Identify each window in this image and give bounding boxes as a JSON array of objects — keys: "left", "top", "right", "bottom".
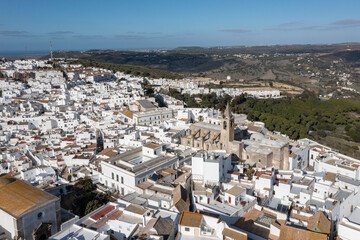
[
  {"left": 112, "top": 172, "right": 114, "bottom": 180},
  {"left": 259, "top": 159, "right": 261, "bottom": 163},
  {"left": 311, "top": 154, "right": 314, "bottom": 160},
  {"left": 185, "top": 227, "right": 190, "bottom": 232},
  {"left": 116, "top": 174, "right": 119, "bottom": 182},
  {"left": 37, "top": 212, "right": 43, "bottom": 219},
  {"left": 121, "top": 176, "right": 124, "bottom": 184}
]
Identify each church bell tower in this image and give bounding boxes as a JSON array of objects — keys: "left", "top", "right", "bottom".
[{"left": 221, "top": 102, "right": 235, "bottom": 144}]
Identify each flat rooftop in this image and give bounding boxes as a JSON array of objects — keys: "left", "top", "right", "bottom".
[
  {"left": 323, "top": 155, "right": 360, "bottom": 171},
  {"left": 104, "top": 147, "right": 177, "bottom": 174},
  {"left": 205, "top": 201, "right": 242, "bottom": 215},
  {"left": 193, "top": 122, "right": 221, "bottom": 131},
  {"left": 49, "top": 224, "right": 108, "bottom": 240}
]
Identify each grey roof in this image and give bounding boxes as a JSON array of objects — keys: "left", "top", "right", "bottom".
[
  {"left": 137, "top": 99, "right": 156, "bottom": 109},
  {"left": 338, "top": 175, "right": 360, "bottom": 186},
  {"left": 255, "top": 213, "right": 277, "bottom": 228},
  {"left": 324, "top": 199, "right": 337, "bottom": 210},
  {"left": 193, "top": 122, "right": 221, "bottom": 131},
  {"left": 333, "top": 189, "right": 351, "bottom": 201},
  {"left": 309, "top": 199, "right": 325, "bottom": 209},
  {"left": 121, "top": 192, "right": 140, "bottom": 202},
  {"left": 290, "top": 186, "right": 303, "bottom": 195},
  {"left": 153, "top": 217, "right": 175, "bottom": 235},
  {"left": 244, "top": 144, "right": 271, "bottom": 155}
]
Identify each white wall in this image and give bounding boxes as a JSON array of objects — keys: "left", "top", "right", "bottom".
[{"left": 0, "top": 210, "right": 15, "bottom": 239}]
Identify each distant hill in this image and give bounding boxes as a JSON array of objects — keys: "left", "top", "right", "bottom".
[
  {"left": 325, "top": 50, "right": 360, "bottom": 62},
  {"left": 42, "top": 43, "right": 360, "bottom": 84},
  {"left": 68, "top": 59, "right": 184, "bottom": 79}
]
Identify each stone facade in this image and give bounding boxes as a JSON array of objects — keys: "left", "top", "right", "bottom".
[
  {"left": 181, "top": 103, "right": 243, "bottom": 159},
  {"left": 181, "top": 103, "right": 289, "bottom": 170}
]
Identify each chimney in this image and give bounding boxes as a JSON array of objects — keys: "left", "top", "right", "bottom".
[{"left": 142, "top": 214, "right": 146, "bottom": 226}]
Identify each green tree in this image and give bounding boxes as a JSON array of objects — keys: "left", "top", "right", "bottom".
[
  {"left": 85, "top": 200, "right": 101, "bottom": 215},
  {"left": 83, "top": 179, "right": 94, "bottom": 191}
]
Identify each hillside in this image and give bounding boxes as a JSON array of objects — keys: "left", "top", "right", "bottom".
[{"left": 44, "top": 43, "right": 360, "bottom": 96}]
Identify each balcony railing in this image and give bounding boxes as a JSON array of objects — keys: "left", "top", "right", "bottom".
[{"left": 201, "top": 226, "right": 213, "bottom": 236}]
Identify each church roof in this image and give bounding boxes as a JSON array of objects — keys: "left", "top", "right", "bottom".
[
  {"left": 0, "top": 175, "right": 58, "bottom": 218},
  {"left": 193, "top": 122, "right": 221, "bottom": 131}
]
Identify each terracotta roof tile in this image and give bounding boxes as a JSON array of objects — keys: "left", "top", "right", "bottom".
[{"left": 179, "top": 211, "right": 203, "bottom": 227}]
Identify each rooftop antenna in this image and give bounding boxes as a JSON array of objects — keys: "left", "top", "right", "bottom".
[{"left": 50, "top": 40, "right": 53, "bottom": 61}]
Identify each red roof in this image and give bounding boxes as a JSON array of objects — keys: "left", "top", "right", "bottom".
[
  {"left": 64, "top": 138, "right": 75, "bottom": 141},
  {"left": 91, "top": 205, "right": 115, "bottom": 221},
  {"left": 98, "top": 148, "right": 118, "bottom": 158},
  {"left": 87, "top": 143, "right": 97, "bottom": 149},
  {"left": 108, "top": 210, "right": 123, "bottom": 220},
  {"left": 228, "top": 171, "right": 240, "bottom": 175},
  {"left": 278, "top": 178, "right": 289, "bottom": 182}
]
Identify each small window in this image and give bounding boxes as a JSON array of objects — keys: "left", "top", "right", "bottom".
[
  {"left": 185, "top": 227, "right": 190, "bottom": 232},
  {"left": 112, "top": 172, "right": 114, "bottom": 179},
  {"left": 37, "top": 212, "right": 43, "bottom": 219},
  {"left": 121, "top": 176, "right": 124, "bottom": 184}
]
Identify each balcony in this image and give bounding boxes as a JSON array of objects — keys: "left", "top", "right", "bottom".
[{"left": 201, "top": 226, "right": 213, "bottom": 236}]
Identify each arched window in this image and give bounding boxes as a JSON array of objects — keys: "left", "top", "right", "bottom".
[{"left": 223, "top": 121, "right": 227, "bottom": 130}]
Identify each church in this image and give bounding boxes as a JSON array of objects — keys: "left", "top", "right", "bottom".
[
  {"left": 181, "top": 103, "right": 290, "bottom": 170},
  {"left": 181, "top": 103, "right": 244, "bottom": 159}
]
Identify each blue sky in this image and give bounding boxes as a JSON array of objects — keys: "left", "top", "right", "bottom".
[{"left": 0, "top": 0, "right": 360, "bottom": 52}]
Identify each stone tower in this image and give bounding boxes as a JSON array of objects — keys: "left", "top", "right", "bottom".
[{"left": 221, "top": 102, "right": 235, "bottom": 146}]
